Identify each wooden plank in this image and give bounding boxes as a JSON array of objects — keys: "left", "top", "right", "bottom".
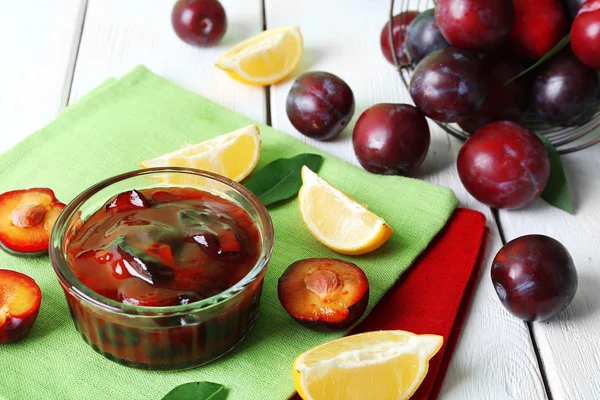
[
  {"left": 0, "top": 0, "right": 86, "bottom": 154},
  {"left": 69, "top": 0, "right": 265, "bottom": 124},
  {"left": 498, "top": 147, "right": 600, "bottom": 399},
  {"left": 265, "top": 0, "right": 548, "bottom": 398}
]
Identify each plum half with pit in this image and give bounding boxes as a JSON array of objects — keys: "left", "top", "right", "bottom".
[
  {"left": 278, "top": 258, "right": 369, "bottom": 331},
  {"left": 492, "top": 235, "right": 577, "bottom": 321},
  {"left": 405, "top": 9, "right": 450, "bottom": 64},
  {"left": 172, "top": 0, "right": 227, "bottom": 47},
  {"left": 458, "top": 55, "right": 528, "bottom": 133},
  {"left": 0, "top": 188, "right": 66, "bottom": 255},
  {"left": 0, "top": 270, "right": 42, "bottom": 343},
  {"left": 286, "top": 72, "right": 355, "bottom": 141},
  {"left": 436, "top": 0, "right": 514, "bottom": 51},
  {"left": 571, "top": 0, "right": 600, "bottom": 70},
  {"left": 410, "top": 48, "right": 487, "bottom": 123},
  {"left": 530, "top": 50, "right": 600, "bottom": 127},
  {"left": 352, "top": 103, "right": 430, "bottom": 176},
  {"left": 508, "top": 0, "right": 568, "bottom": 60},
  {"left": 457, "top": 121, "right": 550, "bottom": 209},
  {"left": 380, "top": 11, "right": 419, "bottom": 65}
]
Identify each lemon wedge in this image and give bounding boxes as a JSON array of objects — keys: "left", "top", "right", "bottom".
[
  {"left": 293, "top": 330, "right": 443, "bottom": 400},
  {"left": 216, "top": 26, "right": 303, "bottom": 86},
  {"left": 140, "top": 124, "right": 261, "bottom": 182},
  {"left": 298, "top": 167, "right": 393, "bottom": 255}
]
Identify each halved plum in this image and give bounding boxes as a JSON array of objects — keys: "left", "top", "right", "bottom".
[
  {"left": 105, "top": 190, "right": 152, "bottom": 213},
  {"left": 0, "top": 188, "right": 66, "bottom": 255},
  {"left": 0, "top": 269, "right": 42, "bottom": 343},
  {"left": 278, "top": 258, "right": 369, "bottom": 331}
]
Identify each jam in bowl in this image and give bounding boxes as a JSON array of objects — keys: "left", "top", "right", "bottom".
[{"left": 50, "top": 168, "right": 274, "bottom": 370}]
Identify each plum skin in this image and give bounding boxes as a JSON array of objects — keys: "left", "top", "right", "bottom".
[
  {"left": 571, "top": 0, "right": 600, "bottom": 70},
  {"left": 286, "top": 72, "right": 355, "bottom": 141},
  {"left": 458, "top": 55, "right": 527, "bottom": 133},
  {"left": 0, "top": 270, "right": 42, "bottom": 344},
  {"left": 530, "top": 50, "right": 600, "bottom": 127},
  {"left": 508, "top": 0, "right": 568, "bottom": 60},
  {"left": 492, "top": 235, "right": 577, "bottom": 321},
  {"left": 0, "top": 310, "right": 41, "bottom": 344},
  {"left": 566, "top": 0, "right": 587, "bottom": 18},
  {"left": 457, "top": 121, "right": 550, "bottom": 209},
  {"left": 405, "top": 9, "right": 450, "bottom": 64},
  {"left": 172, "top": 0, "right": 227, "bottom": 47},
  {"left": 410, "top": 47, "right": 487, "bottom": 123},
  {"left": 436, "top": 0, "right": 514, "bottom": 51},
  {"left": 380, "top": 11, "right": 419, "bottom": 65},
  {"left": 353, "top": 104, "right": 430, "bottom": 176}
]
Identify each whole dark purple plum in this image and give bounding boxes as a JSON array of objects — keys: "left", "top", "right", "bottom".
[
  {"left": 492, "top": 235, "right": 577, "bottom": 321},
  {"left": 380, "top": 11, "right": 419, "bottom": 65},
  {"left": 565, "top": 0, "right": 586, "bottom": 18},
  {"left": 530, "top": 50, "right": 599, "bottom": 127},
  {"left": 405, "top": 9, "right": 450, "bottom": 64},
  {"left": 436, "top": 0, "right": 514, "bottom": 51},
  {"left": 459, "top": 54, "right": 528, "bottom": 133},
  {"left": 352, "top": 103, "right": 430, "bottom": 176},
  {"left": 410, "top": 48, "right": 487, "bottom": 122},
  {"left": 172, "top": 0, "right": 227, "bottom": 47},
  {"left": 457, "top": 121, "right": 550, "bottom": 209},
  {"left": 286, "top": 72, "right": 355, "bottom": 141}
]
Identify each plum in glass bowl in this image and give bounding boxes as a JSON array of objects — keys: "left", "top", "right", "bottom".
[{"left": 390, "top": 0, "right": 600, "bottom": 154}]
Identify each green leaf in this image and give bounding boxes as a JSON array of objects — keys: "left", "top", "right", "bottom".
[
  {"left": 161, "top": 382, "right": 227, "bottom": 400},
  {"left": 537, "top": 135, "right": 574, "bottom": 214},
  {"left": 178, "top": 209, "right": 214, "bottom": 233},
  {"left": 244, "top": 153, "right": 324, "bottom": 206},
  {"left": 505, "top": 34, "right": 571, "bottom": 86}
]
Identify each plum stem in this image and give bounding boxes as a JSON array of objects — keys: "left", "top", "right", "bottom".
[
  {"left": 11, "top": 204, "right": 46, "bottom": 228},
  {"left": 305, "top": 270, "right": 340, "bottom": 301}
]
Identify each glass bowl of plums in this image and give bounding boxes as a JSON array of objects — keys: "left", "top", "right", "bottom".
[
  {"left": 49, "top": 167, "right": 274, "bottom": 370},
  {"left": 383, "top": 0, "right": 600, "bottom": 156}
]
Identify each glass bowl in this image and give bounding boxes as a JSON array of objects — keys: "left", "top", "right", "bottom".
[{"left": 49, "top": 167, "right": 274, "bottom": 370}]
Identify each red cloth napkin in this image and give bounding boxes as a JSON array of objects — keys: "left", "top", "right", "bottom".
[{"left": 292, "top": 208, "right": 488, "bottom": 400}]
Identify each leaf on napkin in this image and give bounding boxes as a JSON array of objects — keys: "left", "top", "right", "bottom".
[
  {"left": 537, "top": 135, "right": 574, "bottom": 214},
  {"left": 161, "top": 382, "right": 228, "bottom": 400},
  {"left": 505, "top": 34, "right": 571, "bottom": 86},
  {"left": 245, "top": 153, "right": 324, "bottom": 206}
]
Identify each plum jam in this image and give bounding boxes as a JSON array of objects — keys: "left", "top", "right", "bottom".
[
  {"left": 67, "top": 188, "right": 260, "bottom": 306},
  {"left": 54, "top": 177, "right": 273, "bottom": 370}
]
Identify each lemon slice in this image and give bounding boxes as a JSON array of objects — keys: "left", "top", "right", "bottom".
[
  {"left": 293, "top": 330, "right": 443, "bottom": 400},
  {"left": 298, "top": 167, "right": 393, "bottom": 255},
  {"left": 216, "top": 26, "right": 303, "bottom": 86},
  {"left": 140, "top": 124, "right": 261, "bottom": 182}
]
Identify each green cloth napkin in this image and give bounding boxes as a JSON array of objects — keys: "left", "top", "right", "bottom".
[{"left": 0, "top": 66, "right": 457, "bottom": 400}]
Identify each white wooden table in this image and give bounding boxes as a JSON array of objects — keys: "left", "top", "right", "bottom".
[{"left": 1, "top": 1, "right": 599, "bottom": 399}]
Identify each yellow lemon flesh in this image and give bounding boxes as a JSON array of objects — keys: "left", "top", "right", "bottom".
[
  {"left": 293, "top": 330, "right": 444, "bottom": 400},
  {"left": 298, "top": 166, "right": 393, "bottom": 255},
  {"left": 216, "top": 26, "right": 303, "bottom": 86},
  {"left": 140, "top": 124, "right": 261, "bottom": 182}
]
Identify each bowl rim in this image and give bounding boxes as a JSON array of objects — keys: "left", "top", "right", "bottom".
[{"left": 49, "top": 167, "right": 274, "bottom": 317}]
